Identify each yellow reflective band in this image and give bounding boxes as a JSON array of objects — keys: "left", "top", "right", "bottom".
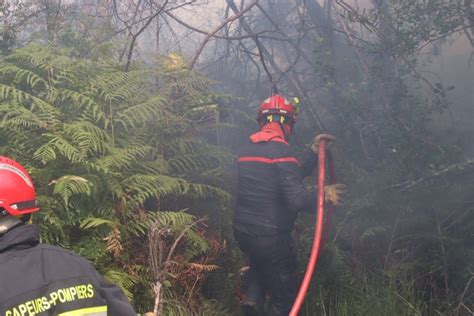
[{"left": 58, "top": 306, "right": 107, "bottom": 316}]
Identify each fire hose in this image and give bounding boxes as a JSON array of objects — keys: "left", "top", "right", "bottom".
[{"left": 289, "top": 139, "right": 337, "bottom": 316}]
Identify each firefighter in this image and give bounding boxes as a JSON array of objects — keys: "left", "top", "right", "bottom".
[
  {"left": 234, "top": 95, "right": 346, "bottom": 315},
  {"left": 0, "top": 156, "right": 136, "bottom": 316}
]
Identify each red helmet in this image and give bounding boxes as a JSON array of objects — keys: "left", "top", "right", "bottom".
[
  {"left": 0, "top": 156, "right": 39, "bottom": 217},
  {"left": 257, "top": 95, "right": 298, "bottom": 123}
]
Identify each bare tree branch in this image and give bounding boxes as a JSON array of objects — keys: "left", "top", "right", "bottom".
[
  {"left": 165, "top": 10, "right": 274, "bottom": 41},
  {"left": 124, "top": 0, "right": 169, "bottom": 71},
  {"left": 189, "top": 0, "right": 258, "bottom": 69},
  {"left": 388, "top": 159, "right": 474, "bottom": 191},
  {"left": 332, "top": 2, "right": 370, "bottom": 76},
  {"left": 226, "top": 0, "right": 327, "bottom": 130}
]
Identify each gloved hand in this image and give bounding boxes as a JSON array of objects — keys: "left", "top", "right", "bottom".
[
  {"left": 324, "top": 184, "right": 347, "bottom": 206},
  {"left": 311, "top": 134, "right": 336, "bottom": 154}
]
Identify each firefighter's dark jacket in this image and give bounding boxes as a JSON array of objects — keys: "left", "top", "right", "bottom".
[
  {"left": 234, "top": 122, "right": 318, "bottom": 236},
  {"left": 0, "top": 224, "right": 136, "bottom": 316}
]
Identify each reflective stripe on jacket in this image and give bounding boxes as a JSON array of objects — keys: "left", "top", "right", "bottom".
[
  {"left": 234, "top": 123, "right": 318, "bottom": 236},
  {"left": 0, "top": 225, "right": 136, "bottom": 316}
]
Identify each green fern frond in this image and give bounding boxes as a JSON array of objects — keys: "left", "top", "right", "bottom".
[
  {"left": 34, "top": 134, "right": 86, "bottom": 163},
  {"left": 168, "top": 153, "right": 220, "bottom": 175},
  {"left": 64, "top": 122, "right": 110, "bottom": 155},
  {"left": 0, "top": 64, "right": 48, "bottom": 89},
  {"left": 182, "top": 183, "right": 231, "bottom": 201},
  {"left": 0, "top": 103, "right": 44, "bottom": 129},
  {"left": 51, "top": 87, "right": 102, "bottom": 119},
  {"left": 90, "top": 70, "right": 142, "bottom": 102},
  {"left": 116, "top": 174, "right": 184, "bottom": 204},
  {"left": 80, "top": 217, "right": 117, "bottom": 230},
  {"left": 4, "top": 45, "right": 54, "bottom": 69},
  {"left": 150, "top": 210, "right": 196, "bottom": 229},
  {"left": 52, "top": 175, "right": 93, "bottom": 206},
  {"left": 96, "top": 145, "right": 152, "bottom": 170},
  {"left": 164, "top": 138, "right": 196, "bottom": 156},
  {"left": 115, "top": 95, "right": 167, "bottom": 129},
  {"left": 184, "top": 229, "right": 209, "bottom": 257},
  {"left": 104, "top": 269, "right": 138, "bottom": 301}
]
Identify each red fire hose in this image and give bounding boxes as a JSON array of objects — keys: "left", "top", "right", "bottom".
[{"left": 289, "top": 140, "right": 337, "bottom": 316}]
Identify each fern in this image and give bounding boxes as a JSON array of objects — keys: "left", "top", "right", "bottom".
[
  {"left": 52, "top": 175, "right": 92, "bottom": 206},
  {"left": 0, "top": 45, "right": 230, "bottom": 313},
  {"left": 80, "top": 217, "right": 116, "bottom": 230},
  {"left": 104, "top": 269, "right": 139, "bottom": 302},
  {"left": 34, "top": 134, "right": 86, "bottom": 163},
  {"left": 116, "top": 95, "right": 168, "bottom": 129}
]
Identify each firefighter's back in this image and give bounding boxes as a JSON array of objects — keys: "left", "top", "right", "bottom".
[
  {"left": 235, "top": 139, "right": 298, "bottom": 235},
  {"left": 0, "top": 225, "right": 135, "bottom": 316}
]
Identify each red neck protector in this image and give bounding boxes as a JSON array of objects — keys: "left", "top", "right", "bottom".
[{"left": 250, "top": 122, "right": 289, "bottom": 144}]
